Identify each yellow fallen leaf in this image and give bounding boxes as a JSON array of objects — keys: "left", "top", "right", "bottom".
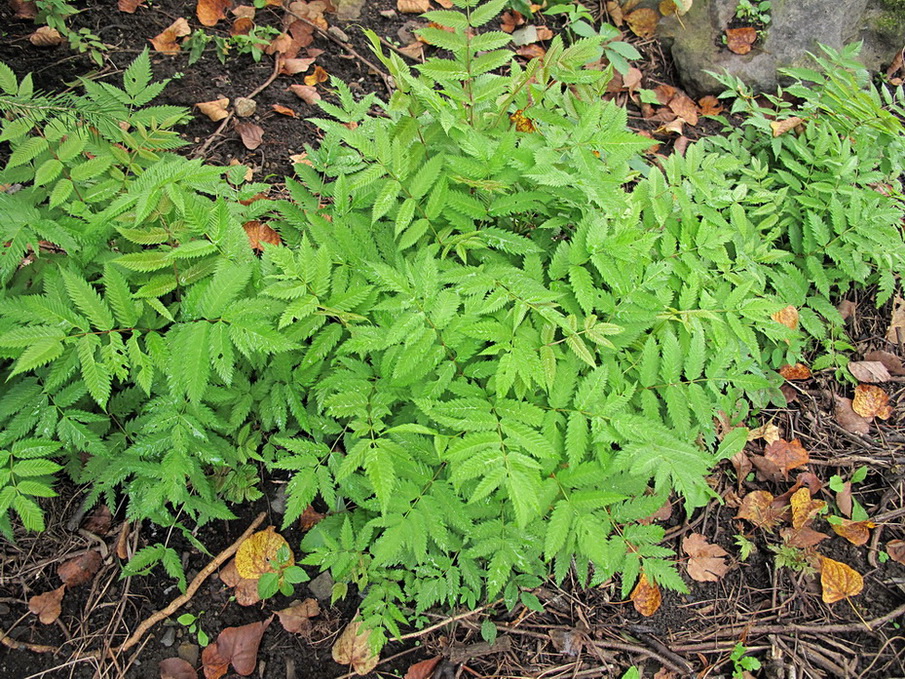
[
  {"left": 235, "top": 526, "right": 292, "bottom": 579},
  {"left": 820, "top": 557, "right": 863, "bottom": 604},
  {"left": 630, "top": 572, "right": 661, "bottom": 616},
  {"left": 771, "top": 305, "right": 799, "bottom": 330},
  {"left": 332, "top": 619, "right": 380, "bottom": 675},
  {"left": 770, "top": 116, "right": 804, "bottom": 137},
  {"left": 790, "top": 487, "right": 825, "bottom": 530},
  {"left": 852, "top": 384, "right": 893, "bottom": 420},
  {"left": 196, "top": 98, "right": 230, "bottom": 122}
]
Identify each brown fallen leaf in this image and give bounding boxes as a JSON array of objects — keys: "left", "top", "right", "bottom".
[
  {"left": 837, "top": 299, "right": 856, "bottom": 321},
  {"left": 29, "top": 26, "right": 64, "bottom": 46},
  {"left": 11, "top": 0, "right": 38, "bottom": 19},
  {"left": 58, "top": 550, "right": 102, "bottom": 587},
  {"left": 272, "top": 104, "right": 297, "bottom": 117},
  {"left": 197, "top": 0, "right": 231, "bottom": 26},
  {"left": 864, "top": 349, "right": 905, "bottom": 376},
  {"left": 405, "top": 656, "right": 442, "bottom": 679},
  {"left": 196, "top": 98, "right": 230, "bottom": 122},
  {"left": 219, "top": 558, "right": 262, "bottom": 606},
  {"left": 28, "top": 585, "right": 66, "bottom": 624},
  {"left": 516, "top": 44, "right": 545, "bottom": 59},
  {"left": 606, "top": 1, "right": 623, "bottom": 26},
  {"left": 266, "top": 32, "right": 295, "bottom": 54},
  {"left": 202, "top": 618, "right": 272, "bottom": 678},
  {"left": 886, "top": 296, "right": 905, "bottom": 344},
  {"left": 725, "top": 27, "right": 757, "bottom": 55},
  {"left": 698, "top": 95, "right": 723, "bottom": 116},
  {"left": 747, "top": 422, "right": 781, "bottom": 444},
  {"left": 535, "top": 26, "right": 554, "bottom": 41},
  {"left": 232, "top": 4, "right": 256, "bottom": 18},
  {"left": 243, "top": 221, "right": 281, "bottom": 251},
  {"left": 82, "top": 505, "right": 113, "bottom": 535},
  {"left": 280, "top": 56, "right": 316, "bottom": 75},
  {"left": 790, "top": 487, "right": 826, "bottom": 530},
  {"left": 655, "top": 118, "right": 684, "bottom": 136},
  {"left": 234, "top": 122, "right": 264, "bottom": 151},
  {"left": 835, "top": 480, "right": 853, "bottom": 517},
  {"left": 288, "top": 84, "right": 322, "bottom": 104},
  {"left": 236, "top": 526, "right": 292, "bottom": 578},
  {"left": 770, "top": 116, "right": 804, "bottom": 137},
  {"left": 500, "top": 10, "right": 524, "bottom": 33},
  {"left": 333, "top": 619, "right": 380, "bottom": 675},
  {"left": 771, "top": 305, "right": 799, "bottom": 330},
  {"left": 780, "top": 526, "right": 829, "bottom": 549},
  {"left": 299, "top": 504, "right": 325, "bottom": 530},
  {"left": 668, "top": 92, "right": 698, "bottom": 127},
  {"left": 831, "top": 519, "right": 874, "bottom": 547},
  {"left": 398, "top": 0, "right": 429, "bottom": 12},
  {"left": 736, "top": 490, "right": 784, "bottom": 530},
  {"left": 764, "top": 438, "right": 809, "bottom": 477},
  {"left": 887, "top": 539, "right": 905, "bottom": 565},
  {"left": 276, "top": 598, "right": 320, "bottom": 634},
  {"left": 779, "top": 363, "right": 811, "bottom": 380},
  {"left": 730, "top": 449, "right": 752, "bottom": 483},
  {"left": 160, "top": 657, "right": 198, "bottom": 679},
  {"left": 833, "top": 394, "right": 871, "bottom": 435},
  {"left": 682, "top": 533, "right": 729, "bottom": 582},
  {"left": 231, "top": 16, "right": 254, "bottom": 35},
  {"left": 630, "top": 572, "right": 661, "bottom": 616},
  {"left": 150, "top": 18, "right": 191, "bottom": 54},
  {"left": 304, "top": 65, "right": 329, "bottom": 86},
  {"left": 820, "top": 557, "right": 863, "bottom": 604},
  {"left": 625, "top": 8, "right": 658, "bottom": 39},
  {"left": 118, "top": 0, "right": 145, "bottom": 12},
  {"left": 848, "top": 361, "right": 891, "bottom": 383},
  {"left": 852, "top": 384, "right": 893, "bottom": 420}
]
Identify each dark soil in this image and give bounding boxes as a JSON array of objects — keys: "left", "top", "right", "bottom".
[{"left": 1, "top": 2, "right": 904, "bottom": 678}]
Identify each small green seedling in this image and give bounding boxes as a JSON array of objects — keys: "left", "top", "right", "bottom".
[
  {"left": 177, "top": 612, "right": 210, "bottom": 646},
  {"left": 730, "top": 643, "right": 762, "bottom": 678}
]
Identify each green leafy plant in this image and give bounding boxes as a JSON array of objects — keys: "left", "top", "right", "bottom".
[
  {"left": 734, "top": 534, "right": 755, "bottom": 561},
  {"left": 541, "top": 2, "right": 640, "bottom": 75},
  {"left": 34, "top": 0, "right": 107, "bottom": 67},
  {"left": 184, "top": 25, "right": 281, "bottom": 66},
  {"left": 1, "top": 2, "right": 904, "bottom": 655},
  {"left": 729, "top": 643, "right": 762, "bottom": 678},
  {"left": 828, "top": 465, "right": 869, "bottom": 522},
  {"left": 177, "top": 612, "right": 210, "bottom": 646},
  {"left": 257, "top": 544, "right": 310, "bottom": 599}
]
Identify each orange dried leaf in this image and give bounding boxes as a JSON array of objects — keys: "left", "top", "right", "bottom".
[
  {"left": 266, "top": 32, "right": 295, "bottom": 54},
  {"left": 276, "top": 598, "right": 320, "bottom": 634},
  {"left": 780, "top": 526, "right": 829, "bottom": 549},
  {"left": 852, "top": 384, "right": 893, "bottom": 420},
  {"left": 151, "top": 18, "right": 191, "bottom": 54},
  {"left": 197, "top": 0, "right": 231, "bottom": 26},
  {"left": 500, "top": 10, "right": 524, "bottom": 33},
  {"left": 630, "top": 572, "right": 661, "bottom": 616},
  {"left": 535, "top": 26, "right": 554, "bottom": 41},
  {"left": 300, "top": 504, "right": 325, "bottom": 530},
  {"left": 405, "top": 656, "right": 442, "bottom": 679},
  {"left": 725, "top": 26, "right": 756, "bottom": 54},
  {"left": 82, "top": 505, "right": 112, "bottom": 535},
  {"left": 196, "top": 98, "right": 230, "bottom": 122},
  {"left": 779, "top": 363, "right": 811, "bottom": 380},
  {"left": 510, "top": 109, "right": 536, "bottom": 133},
  {"left": 772, "top": 305, "right": 799, "bottom": 330},
  {"left": 333, "top": 619, "right": 380, "bottom": 675},
  {"left": 820, "top": 557, "right": 863, "bottom": 604},
  {"left": 58, "top": 550, "right": 102, "bottom": 587},
  {"left": 272, "top": 104, "right": 297, "bottom": 117},
  {"left": 625, "top": 8, "right": 658, "bottom": 38},
  {"left": 848, "top": 361, "right": 891, "bottom": 384},
  {"left": 11, "top": 0, "right": 38, "bottom": 19},
  {"left": 231, "top": 16, "right": 254, "bottom": 35},
  {"left": 770, "top": 116, "right": 804, "bottom": 137},
  {"left": 831, "top": 519, "right": 874, "bottom": 547},
  {"left": 764, "top": 438, "right": 809, "bottom": 476},
  {"left": 235, "top": 526, "right": 292, "bottom": 579},
  {"left": 243, "top": 221, "right": 281, "bottom": 251},
  {"left": 304, "top": 65, "right": 329, "bottom": 86},
  {"left": 682, "top": 533, "right": 729, "bottom": 582},
  {"left": 118, "top": 0, "right": 145, "bottom": 12},
  {"left": 698, "top": 95, "right": 723, "bottom": 115},
  {"left": 28, "top": 585, "right": 66, "bottom": 624},
  {"left": 397, "top": 0, "right": 429, "bottom": 12},
  {"left": 736, "top": 490, "right": 783, "bottom": 530},
  {"left": 667, "top": 92, "right": 698, "bottom": 126},
  {"left": 516, "top": 44, "right": 546, "bottom": 59},
  {"left": 887, "top": 539, "right": 905, "bottom": 565},
  {"left": 790, "top": 487, "right": 825, "bottom": 529}
]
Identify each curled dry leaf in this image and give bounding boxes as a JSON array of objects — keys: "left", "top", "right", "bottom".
[
  {"left": 667, "top": 92, "right": 698, "bottom": 127},
  {"left": 886, "top": 296, "right": 905, "bottom": 343},
  {"left": 405, "top": 656, "right": 442, "bottom": 679},
  {"left": 272, "top": 104, "right": 297, "bottom": 117},
  {"left": 276, "top": 598, "right": 320, "bottom": 634},
  {"left": 266, "top": 32, "right": 295, "bottom": 54},
  {"left": 280, "top": 56, "right": 316, "bottom": 74},
  {"left": 118, "top": 0, "right": 145, "bottom": 12},
  {"left": 332, "top": 619, "right": 380, "bottom": 675},
  {"left": 499, "top": 10, "right": 524, "bottom": 33},
  {"left": 730, "top": 449, "right": 752, "bottom": 482},
  {"left": 725, "top": 27, "right": 756, "bottom": 55},
  {"left": 535, "top": 26, "right": 554, "bottom": 41},
  {"left": 11, "top": 0, "right": 38, "bottom": 19},
  {"left": 231, "top": 16, "right": 254, "bottom": 36},
  {"left": 151, "top": 18, "right": 191, "bottom": 54},
  {"left": 58, "top": 550, "right": 103, "bottom": 587},
  {"left": 764, "top": 438, "right": 809, "bottom": 477},
  {"left": 736, "top": 490, "right": 784, "bottom": 530},
  {"left": 398, "top": 0, "right": 429, "bottom": 13},
  {"left": 833, "top": 394, "right": 871, "bottom": 435},
  {"left": 887, "top": 539, "right": 905, "bottom": 565},
  {"left": 835, "top": 480, "right": 853, "bottom": 517},
  {"left": 196, "top": 98, "right": 230, "bottom": 122},
  {"left": 29, "top": 26, "right": 64, "bottom": 46},
  {"left": 197, "top": 0, "right": 231, "bottom": 26},
  {"left": 629, "top": 572, "right": 661, "bottom": 616},
  {"left": 244, "top": 221, "right": 281, "bottom": 251},
  {"left": 771, "top": 305, "right": 799, "bottom": 330},
  {"left": 747, "top": 422, "right": 781, "bottom": 444},
  {"left": 852, "top": 384, "right": 893, "bottom": 420},
  {"left": 202, "top": 617, "right": 273, "bottom": 678},
  {"left": 770, "top": 116, "right": 804, "bottom": 137},
  {"left": 516, "top": 44, "right": 545, "bottom": 59},
  {"left": 864, "top": 349, "right": 905, "bottom": 376},
  {"left": 848, "top": 361, "right": 891, "bottom": 383},
  {"left": 235, "top": 526, "right": 292, "bottom": 578},
  {"left": 398, "top": 41, "right": 425, "bottom": 59},
  {"left": 831, "top": 519, "right": 874, "bottom": 546},
  {"left": 780, "top": 526, "right": 829, "bottom": 549},
  {"left": 288, "top": 84, "right": 322, "bottom": 104},
  {"left": 820, "top": 557, "right": 863, "bottom": 604},
  {"left": 300, "top": 504, "right": 326, "bottom": 530},
  {"left": 606, "top": 1, "right": 623, "bottom": 26},
  {"left": 790, "top": 487, "right": 825, "bottom": 530},
  {"left": 778, "top": 363, "right": 811, "bottom": 380},
  {"left": 304, "top": 65, "right": 329, "bottom": 86},
  {"left": 234, "top": 121, "right": 264, "bottom": 151},
  {"left": 28, "top": 585, "right": 66, "bottom": 624},
  {"left": 625, "top": 8, "right": 658, "bottom": 39},
  {"left": 160, "top": 657, "right": 198, "bottom": 679},
  {"left": 698, "top": 95, "right": 723, "bottom": 116},
  {"left": 682, "top": 533, "right": 729, "bottom": 582}
]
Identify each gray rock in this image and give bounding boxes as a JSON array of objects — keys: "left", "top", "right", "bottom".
[
  {"left": 307, "top": 571, "right": 334, "bottom": 601},
  {"left": 659, "top": 0, "right": 905, "bottom": 95},
  {"left": 177, "top": 642, "right": 200, "bottom": 667},
  {"left": 160, "top": 626, "right": 177, "bottom": 647}
]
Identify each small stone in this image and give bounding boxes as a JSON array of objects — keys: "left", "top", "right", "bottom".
[
  {"left": 269, "top": 484, "right": 287, "bottom": 515},
  {"left": 327, "top": 26, "right": 349, "bottom": 43},
  {"left": 160, "top": 626, "right": 177, "bottom": 647},
  {"left": 178, "top": 642, "right": 200, "bottom": 667},
  {"left": 234, "top": 97, "right": 257, "bottom": 117},
  {"left": 308, "top": 571, "right": 334, "bottom": 601},
  {"left": 0, "top": 603, "right": 10, "bottom": 616},
  {"left": 378, "top": 9, "right": 396, "bottom": 18}
]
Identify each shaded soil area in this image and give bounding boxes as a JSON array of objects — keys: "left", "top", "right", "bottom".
[{"left": 1, "top": 1, "right": 904, "bottom": 678}]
